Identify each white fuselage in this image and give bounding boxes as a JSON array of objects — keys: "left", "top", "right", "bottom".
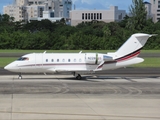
[{"left": 4, "top": 52, "right": 143, "bottom": 74}]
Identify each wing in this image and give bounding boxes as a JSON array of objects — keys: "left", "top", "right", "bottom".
[{"left": 47, "top": 68, "right": 89, "bottom": 73}]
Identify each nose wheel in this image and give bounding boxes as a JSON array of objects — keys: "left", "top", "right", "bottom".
[{"left": 18, "top": 73, "right": 22, "bottom": 79}]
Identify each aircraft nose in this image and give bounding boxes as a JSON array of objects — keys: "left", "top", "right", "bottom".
[
  {"left": 4, "top": 62, "right": 19, "bottom": 72},
  {"left": 4, "top": 64, "right": 15, "bottom": 71},
  {"left": 4, "top": 65, "right": 10, "bottom": 70}
]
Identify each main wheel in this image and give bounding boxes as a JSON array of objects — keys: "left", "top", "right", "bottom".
[{"left": 76, "top": 74, "right": 82, "bottom": 80}]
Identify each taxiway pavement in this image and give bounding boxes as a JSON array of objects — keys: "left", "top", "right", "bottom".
[{"left": 0, "top": 75, "right": 160, "bottom": 120}]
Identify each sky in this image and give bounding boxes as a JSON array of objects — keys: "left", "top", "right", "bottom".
[{"left": 0, "top": 0, "right": 150, "bottom": 14}]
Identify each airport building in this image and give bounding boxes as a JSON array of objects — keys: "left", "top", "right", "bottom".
[{"left": 70, "top": 6, "right": 126, "bottom": 26}]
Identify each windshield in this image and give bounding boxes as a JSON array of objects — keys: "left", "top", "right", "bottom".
[{"left": 17, "top": 57, "right": 29, "bottom": 61}]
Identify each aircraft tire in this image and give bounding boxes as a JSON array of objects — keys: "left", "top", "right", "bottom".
[
  {"left": 76, "top": 74, "right": 82, "bottom": 80},
  {"left": 18, "top": 76, "right": 22, "bottom": 79}
]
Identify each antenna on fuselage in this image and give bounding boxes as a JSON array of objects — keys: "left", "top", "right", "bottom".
[
  {"left": 43, "top": 51, "right": 46, "bottom": 53},
  {"left": 79, "top": 51, "right": 82, "bottom": 54}
]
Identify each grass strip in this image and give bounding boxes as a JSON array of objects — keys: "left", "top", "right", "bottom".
[
  {"left": 0, "top": 57, "right": 18, "bottom": 68},
  {"left": 131, "top": 58, "right": 160, "bottom": 67},
  {"left": 0, "top": 49, "right": 160, "bottom": 53}
]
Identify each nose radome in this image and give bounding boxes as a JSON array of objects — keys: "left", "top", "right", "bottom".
[
  {"left": 4, "top": 63, "right": 19, "bottom": 72},
  {"left": 4, "top": 65, "right": 9, "bottom": 70}
]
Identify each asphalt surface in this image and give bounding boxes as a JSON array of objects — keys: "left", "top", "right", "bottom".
[
  {"left": 1, "top": 67, "right": 160, "bottom": 77},
  {"left": 0, "top": 75, "right": 160, "bottom": 120},
  {"left": 0, "top": 75, "right": 160, "bottom": 95}
]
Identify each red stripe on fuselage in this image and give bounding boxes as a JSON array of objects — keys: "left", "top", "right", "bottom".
[{"left": 116, "top": 50, "right": 140, "bottom": 62}]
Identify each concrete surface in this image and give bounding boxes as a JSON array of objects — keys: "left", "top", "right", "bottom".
[{"left": 0, "top": 75, "right": 160, "bottom": 120}]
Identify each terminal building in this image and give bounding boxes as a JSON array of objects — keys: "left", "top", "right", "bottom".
[{"left": 70, "top": 6, "right": 126, "bottom": 26}]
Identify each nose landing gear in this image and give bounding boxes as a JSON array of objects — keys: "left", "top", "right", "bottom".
[{"left": 18, "top": 73, "right": 22, "bottom": 79}]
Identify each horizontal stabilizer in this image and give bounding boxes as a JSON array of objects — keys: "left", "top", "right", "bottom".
[
  {"left": 116, "top": 57, "right": 144, "bottom": 67},
  {"left": 149, "top": 34, "right": 158, "bottom": 37}
]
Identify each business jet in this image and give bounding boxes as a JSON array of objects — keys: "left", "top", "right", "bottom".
[{"left": 4, "top": 33, "right": 155, "bottom": 79}]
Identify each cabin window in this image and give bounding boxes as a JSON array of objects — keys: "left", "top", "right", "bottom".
[
  {"left": 46, "top": 59, "right": 48, "bottom": 62},
  {"left": 57, "top": 59, "right": 59, "bottom": 62},
  {"left": 68, "top": 59, "right": 70, "bottom": 62},
  {"left": 17, "top": 57, "right": 29, "bottom": 61},
  {"left": 62, "top": 59, "right": 65, "bottom": 62},
  {"left": 74, "top": 59, "right": 76, "bottom": 62},
  {"left": 79, "top": 59, "right": 82, "bottom": 62},
  {"left": 51, "top": 59, "right": 54, "bottom": 62}
]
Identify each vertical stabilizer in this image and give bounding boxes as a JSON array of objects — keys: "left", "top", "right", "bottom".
[{"left": 115, "top": 33, "right": 152, "bottom": 59}]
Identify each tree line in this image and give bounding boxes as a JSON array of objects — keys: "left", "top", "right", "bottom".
[{"left": 0, "top": 0, "right": 160, "bottom": 50}]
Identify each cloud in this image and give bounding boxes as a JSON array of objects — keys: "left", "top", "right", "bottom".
[
  {"left": 72, "top": 0, "right": 135, "bottom": 11},
  {"left": 72, "top": 0, "right": 110, "bottom": 10},
  {"left": 72, "top": 0, "right": 78, "bottom": 3}
]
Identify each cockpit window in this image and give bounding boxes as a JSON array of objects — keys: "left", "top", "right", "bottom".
[{"left": 17, "top": 57, "right": 29, "bottom": 61}]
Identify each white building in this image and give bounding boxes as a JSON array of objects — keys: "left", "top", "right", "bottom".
[
  {"left": 53, "top": 0, "right": 72, "bottom": 18},
  {"left": 25, "top": 5, "right": 45, "bottom": 20},
  {"left": 150, "top": 0, "right": 160, "bottom": 22},
  {"left": 144, "top": 1, "right": 152, "bottom": 19},
  {"left": 3, "top": 5, "right": 24, "bottom": 21},
  {"left": 3, "top": 0, "right": 27, "bottom": 21},
  {"left": 30, "top": 10, "right": 62, "bottom": 22},
  {"left": 70, "top": 6, "right": 126, "bottom": 26},
  {"left": 3, "top": 0, "right": 72, "bottom": 22}
]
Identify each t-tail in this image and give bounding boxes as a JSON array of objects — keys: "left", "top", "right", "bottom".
[
  {"left": 115, "top": 33, "right": 154, "bottom": 59},
  {"left": 102, "top": 33, "right": 156, "bottom": 69},
  {"left": 108, "top": 33, "right": 155, "bottom": 60}
]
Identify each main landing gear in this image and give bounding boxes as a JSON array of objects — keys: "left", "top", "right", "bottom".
[
  {"left": 73, "top": 72, "right": 82, "bottom": 80},
  {"left": 18, "top": 73, "right": 22, "bottom": 79},
  {"left": 76, "top": 74, "right": 82, "bottom": 80}
]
